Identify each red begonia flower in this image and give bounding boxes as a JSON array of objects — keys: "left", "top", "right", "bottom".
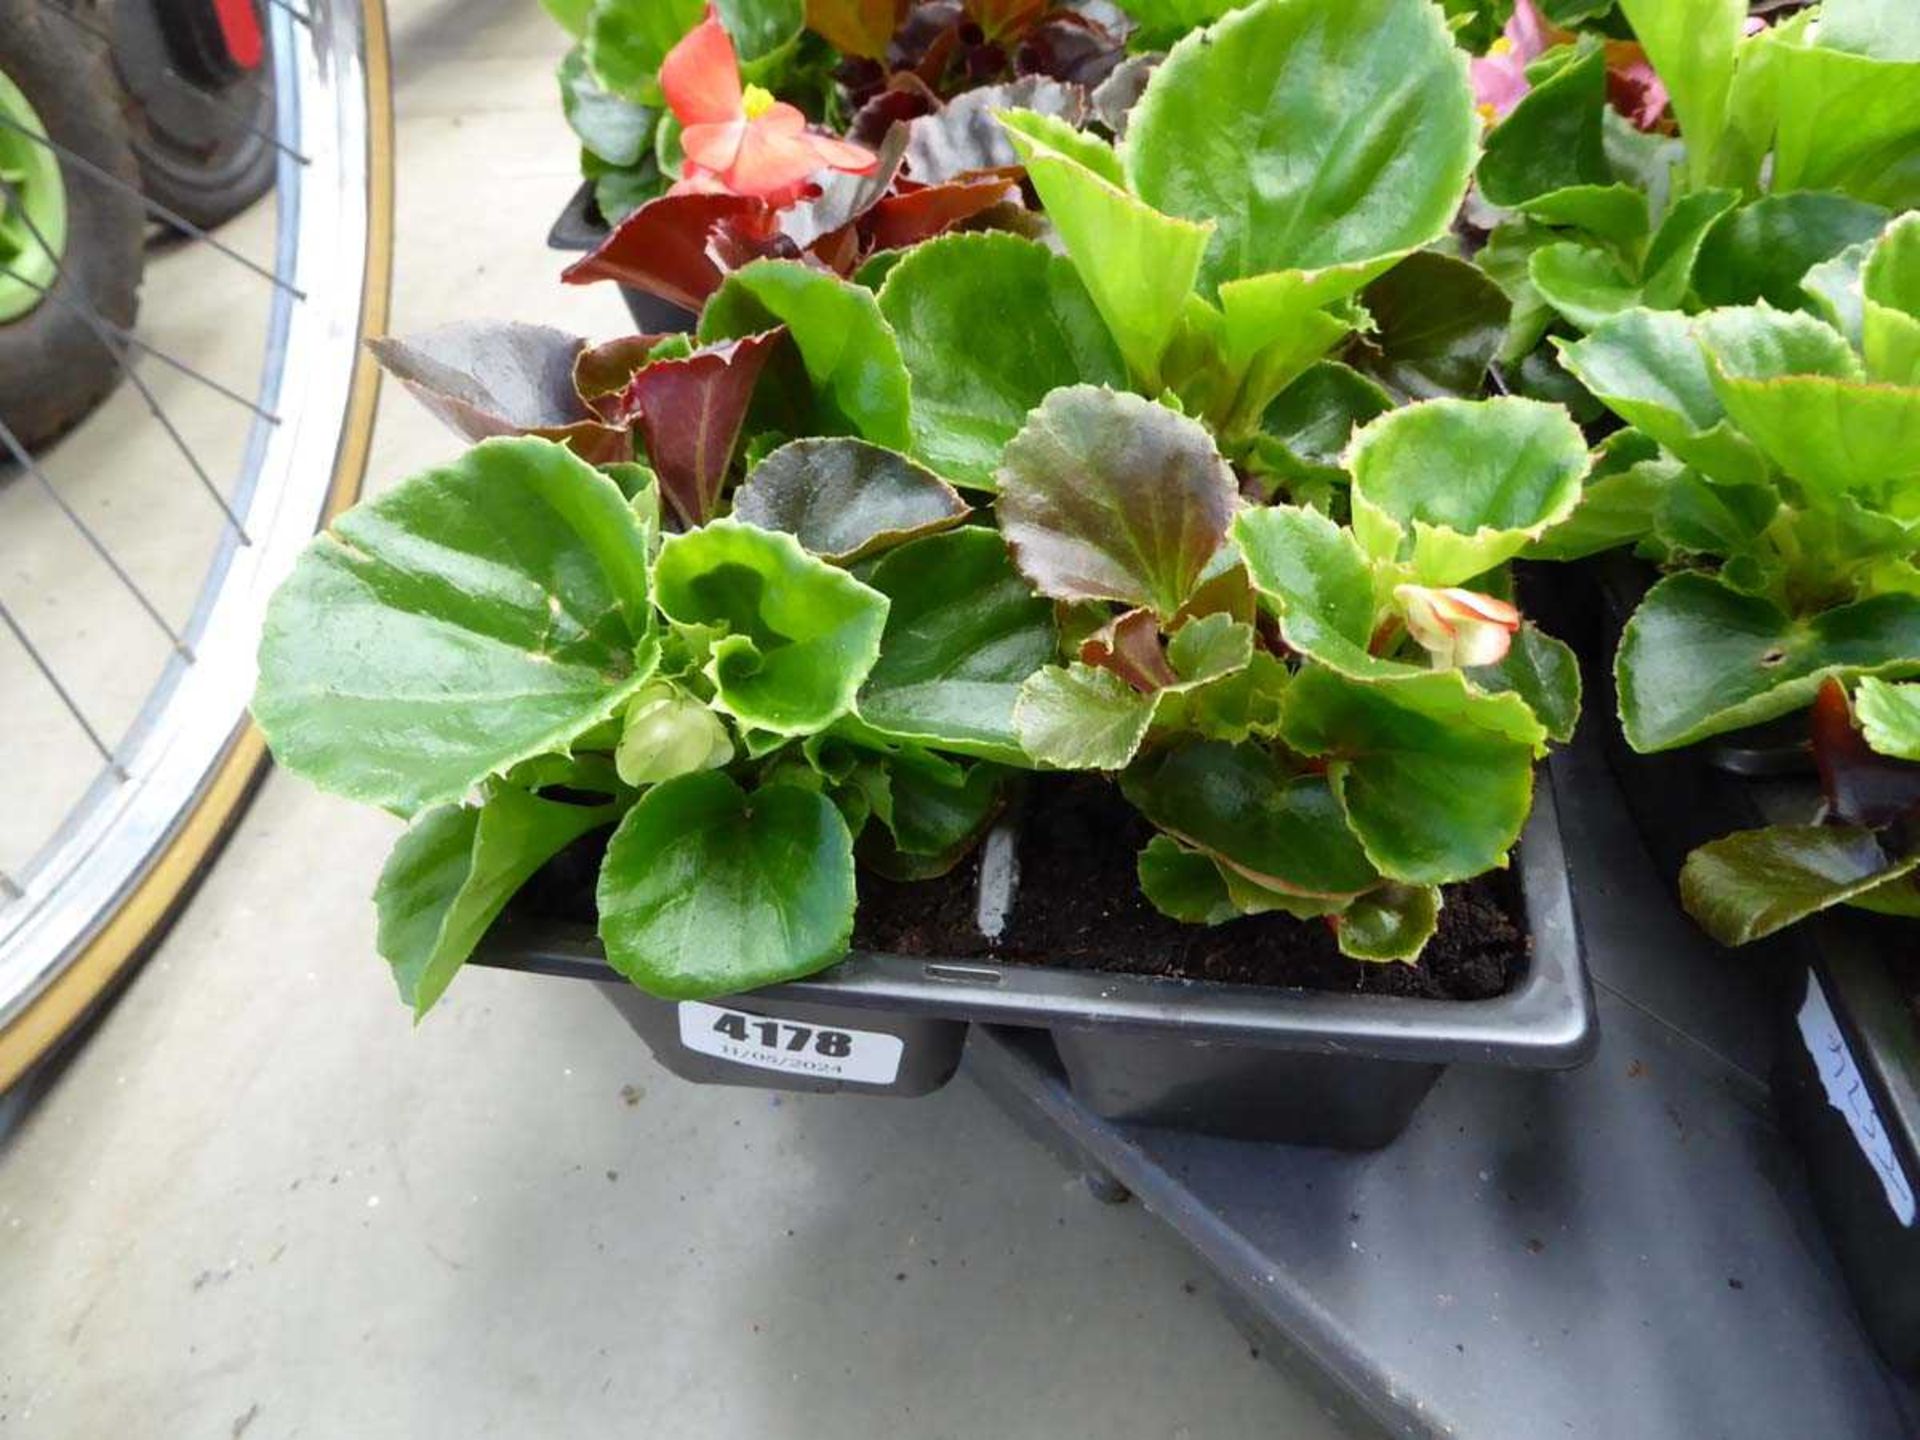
[{"left": 660, "top": 7, "right": 877, "bottom": 206}]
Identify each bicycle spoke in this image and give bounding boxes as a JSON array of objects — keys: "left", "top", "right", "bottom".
[
  {"left": 0, "top": 174, "right": 257, "bottom": 540},
  {"left": 0, "top": 600, "right": 128, "bottom": 778},
  {"left": 0, "top": 265, "right": 283, "bottom": 424},
  {"left": 0, "top": 114, "right": 304, "bottom": 298},
  {"left": 0, "top": 413, "right": 195, "bottom": 660}
]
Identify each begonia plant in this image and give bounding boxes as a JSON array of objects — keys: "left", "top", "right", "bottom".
[
  {"left": 1681, "top": 677, "right": 1920, "bottom": 944},
  {"left": 1539, "top": 211, "right": 1920, "bottom": 754},
  {"left": 989, "top": 388, "right": 1584, "bottom": 957},
  {"left": 1467, "top": 0, "right": 1920, "bottom": 399}
]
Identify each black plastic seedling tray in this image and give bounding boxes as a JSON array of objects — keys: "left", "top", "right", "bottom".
[
  {"left": 1586, "top": 555, "right": 1920, "bottom": 1375},
  {"left": 547, "top": 180, "right": 697, "bottom": 333},
  {"left": 964, "top": 727, "right": 1920, "bottom": 1439},
  {"left": 476, "top": 762, "right": 1596, "bottom": 1149}
]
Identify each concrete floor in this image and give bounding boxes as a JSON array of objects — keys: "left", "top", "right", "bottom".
[{"left": 0, "top": 2, "right": 1359, "bottom": 1436}]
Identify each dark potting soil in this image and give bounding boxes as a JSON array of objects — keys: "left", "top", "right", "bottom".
[{"left": 855, "top": 775, "right": 1526, "bottom": 1001}]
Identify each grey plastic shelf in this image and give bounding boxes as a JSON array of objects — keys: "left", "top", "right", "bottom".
[{"left": 965, "top": 730, "right": 1920, "bottom": 1440}]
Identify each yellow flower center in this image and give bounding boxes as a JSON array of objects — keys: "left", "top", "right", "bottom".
[
  {"left": 1488, "top": 36, "right": 1513, "bottom": 56},
  {"left": 741, "top": 84, "right": 776, "bottom": 120}
]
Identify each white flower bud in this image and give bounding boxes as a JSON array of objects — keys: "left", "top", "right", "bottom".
[{"left": 1394, "top": 584, "right": 1521, "bottom": 670}]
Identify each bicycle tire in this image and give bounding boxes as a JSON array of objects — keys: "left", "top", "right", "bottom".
[{"left": 0, "top": 0, "right": 394, "bottom": 1093}]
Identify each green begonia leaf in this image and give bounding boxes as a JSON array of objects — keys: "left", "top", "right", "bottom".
[
  {"left": 1651, "top": 468, "right": 1777, "bottom": 559},
  {"left": 995, "top": 386, "right": 1238, "bottom": 619},
  {"left": 1347, "top": 397, "right": 1589, "bottom": 586},
  {"left": 1254, "top": 362, "right": 1393, "bottom": 493},
  {"left": 1478, "top": 45, "right": 1611, "bottom": 210},
  {"left": 253, "top": 438, "right": 656, "bottom": 816},
  {"left": 863, "top": 758, "right": 1008, "bottom": 880},
  {"left": 877, "top": 232, "right": 1128, "bottom": 489},
  {"left": 699, "top": 260, "right": 913, "bottom": 449},
  {"left": 585, "top": 0, "right": 696, "bottom": 98},
  {"left": 1616, "top": 0, "right": 1745, "bottom": 190},
  {"left": 1555, "top": 309, "right": 1768, "bottom": 485},
  {"left": 376, "top": 786, "right": 616, "bottom": 1017},
  {"left": 1467, "top": 622, "right": 1582, "bottom": 744},
  {"left": 586, "top": 0, "right": 801, "bottom": 98},
  {"left": 732, "top": 438, "right": 969, "bottom": 562},
  {"left": 1695, "top": 305, "right": 1920, "bottom": 500},
  {"left": 1522, "top": 456, "right": 1676, "bottom": 561},
  {"left": 1136, "top": 834, "right": 1241, "bottom": 925},
  {"left": 1347, "top": 252, "right": 1510, "bottom": 401},
  {"left": 1862, "top": 212, "right": 1920, "bottom": 385},
  {"left": 1693, "top": 193, "right": 1891, "bottom": 310},
  {"left": 855, "top": 527, "right": 1058, "bottom": 764},
  {"left": 1818, "top": 0, "right": 1920, "bottom": 61},
  {"left": 1165, "top": 612, "right": 1254, "bottom": 684},
  {"left": 1522, "top": 185, "right": 1652, "bottom": 253},
  {"left": 1280, "top": 667, "right": 1545, "bottom": 885},
  {"left": 1769, "top": 31, "right": 1920, "bottom": 207},
  {"left": 1116, "top": 0, "right": 1240, "bottom": 48},
  {"left": 1151, "top": 648, "right": 1292, "bottom": 743},
  {"left": 1710, "top": 376, "right": 1920, "bottom": 502},
  {"left": 1013, "top": 663, "right": 1156, "bottom": 770},
  {"left": 1694, "top": 302, "right": 1865, "bottom": 382},
  {"left": 653, "top": 519, "right": 888, "bottom": 735},
  {"left": 559, "top": 46, "right": 655, "bottom": 166},
  {"left": 1214, "top": 866, "right": 1347, "bottom": 920},
  {"left": 1639, "top": 190, "right": 1741, "bottom": 309},
  {"left": 1121, "top": 740, "right": 1380, "bottom": 898},
  {"left": 1803, "top": 242, "right": 1872, "bottom": 352},
  {"left": 999, "top": 109, "right": 1211, "bottom": 391},
  {"left": 1204, "top": 269, "right": 1379, "bottom": 434},
  {"left": 1232, "top": 504, "right": 1396, "bottom": 679},
  {"left": 1616, "top": 571, "right": 1920, "bottom": 752},
  {"left": 598, "top": 773, "right": 855, "bottom": 998},
  {"left": 1856, "top": 677, "right": 1920, "bottom": 761},
  {"left": 1477, "top": 219, "right": 1560, "bottom": 364},
  {"left": 1680, "top": 823, "right": 1920, "bottom": 947},
  {"left": 1529, "top": 242, "right": 1641, "bottom": 333},
  {"left": 543, "top": 0, "right": 592, "bottom": 38},
  {"left": 1124, "top": 0, "right": 1476, "bottom": 292},
  {"left": 1336, "top": 882, "right": 1441, "bottom": 962}
]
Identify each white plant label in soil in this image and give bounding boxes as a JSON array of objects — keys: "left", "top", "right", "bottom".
[
  {"left": 677, "top": 1001, "right": 904, "bottom": 1085},
  {"left": 1798, "top": 972, "right": 1916, "bottom": 1227}
]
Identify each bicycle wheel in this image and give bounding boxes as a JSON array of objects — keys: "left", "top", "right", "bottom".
[{"left": 0, "top": 0, "right": 393, "bottom": 1092}]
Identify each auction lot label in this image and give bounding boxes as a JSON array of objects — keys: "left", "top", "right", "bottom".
[{"left": 677, "top": 1001, "right": 905, "bottom": 1085}]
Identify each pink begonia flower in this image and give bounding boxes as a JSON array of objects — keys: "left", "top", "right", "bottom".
[
  {"left": 1472, "top": 5, "right": 1769, "bottom": 134},
  {"left": 1470, "top": 0, "right": 1557, "bottom": 124},
  {"left": 1395, "top": 585, "right": 1522, "bottom": 670},
  {"left": 661, "top": 7, "right": 876, "bottom": 207}
]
